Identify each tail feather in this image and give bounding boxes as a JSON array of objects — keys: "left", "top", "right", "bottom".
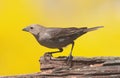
[{"left": 84, "top": 26, "right": 104, "bottom": 32}]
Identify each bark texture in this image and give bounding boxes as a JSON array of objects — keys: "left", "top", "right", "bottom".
[{"left": 1, "top": 53, "right": 120, "bottom": 78}]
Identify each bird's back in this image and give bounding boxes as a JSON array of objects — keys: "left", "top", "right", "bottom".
[
  {"left": 37, "top": 27, "right": 88, "bottom": 48},
  {"left": 46, "top": 27, "right": 87, "bottom": 40}
]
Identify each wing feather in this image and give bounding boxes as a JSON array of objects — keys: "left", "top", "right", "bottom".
[{"left": 46, "top": 27, "right": 87, "bottom": 39}]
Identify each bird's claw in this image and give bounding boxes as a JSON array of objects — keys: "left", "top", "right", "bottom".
[
  {"left": 44, "top": 52, "right": 53, "bottom": 57},
  {"left": 44, "top": 52, "right": 53, "bottom": 60}
]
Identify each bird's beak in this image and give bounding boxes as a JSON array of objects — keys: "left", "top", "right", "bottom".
[{"left": 22, "top": 28, "right": 28, "bottom": 32}]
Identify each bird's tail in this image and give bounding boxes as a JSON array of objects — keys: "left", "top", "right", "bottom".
[{"left": 84, "top": 26, "right": 104, "bottom": 32}]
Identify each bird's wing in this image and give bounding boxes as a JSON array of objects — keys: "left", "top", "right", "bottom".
[{"left": 47, "top": 27, "right": 87, "bottom": 39}]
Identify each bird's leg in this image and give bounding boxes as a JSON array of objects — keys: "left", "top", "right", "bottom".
[
  {"left": 44, "top": 48, "right": 63, "bottom": 60},
  {"left": 67, "top": 42, "right": 74, "bottom": 67}
]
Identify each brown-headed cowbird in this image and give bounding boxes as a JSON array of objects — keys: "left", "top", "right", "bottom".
[{"left": 23, "top": 24, "right": 103, "bottom": 65}]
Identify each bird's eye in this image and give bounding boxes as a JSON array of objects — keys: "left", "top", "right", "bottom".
[{"left": 30, "top": 27, "right": 33, "bottom": 29}]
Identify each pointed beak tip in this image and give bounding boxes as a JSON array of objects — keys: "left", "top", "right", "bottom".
[
  {"left": 22, "top": 28, "right": 27, "bottom": 31},
  {"left": 22, "top": 28, "right": 25, "bottom": 31}
]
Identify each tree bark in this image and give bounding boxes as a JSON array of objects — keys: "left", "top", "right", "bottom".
[{"left": 2, "top": 53, "right": 120, "bottom": 78}]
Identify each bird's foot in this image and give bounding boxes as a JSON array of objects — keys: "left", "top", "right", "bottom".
[
  {"left": 66, "top": 55, "right": 73, "bottom": 67},
  {"left": 44, "top": 52, "right": 53, "bottom": 60}
]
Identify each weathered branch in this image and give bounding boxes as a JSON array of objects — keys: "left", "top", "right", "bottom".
[{"left": 2, "top": 53, "right": 120, "bottom": 78}]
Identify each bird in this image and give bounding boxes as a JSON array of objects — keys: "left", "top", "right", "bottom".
[{"left": 22, "top": 24, "right": 103, "bottom": 66}]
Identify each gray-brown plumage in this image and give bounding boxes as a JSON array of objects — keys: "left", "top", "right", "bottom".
[{"left": 23, "top": 24, "right": 103, "bottom": 66}]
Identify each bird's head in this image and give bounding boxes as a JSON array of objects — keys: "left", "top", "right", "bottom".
[{"left": 22, "top": 24, "right": 45, "bottom": 35}]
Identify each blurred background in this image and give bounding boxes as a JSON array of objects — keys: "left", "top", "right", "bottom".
[{"left": 0, "top": 0, "right": 120, "bottom": 76}]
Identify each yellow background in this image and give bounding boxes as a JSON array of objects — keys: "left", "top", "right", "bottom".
[{"left": 0, "top": 0, "right": 120, "bottom": 76}]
